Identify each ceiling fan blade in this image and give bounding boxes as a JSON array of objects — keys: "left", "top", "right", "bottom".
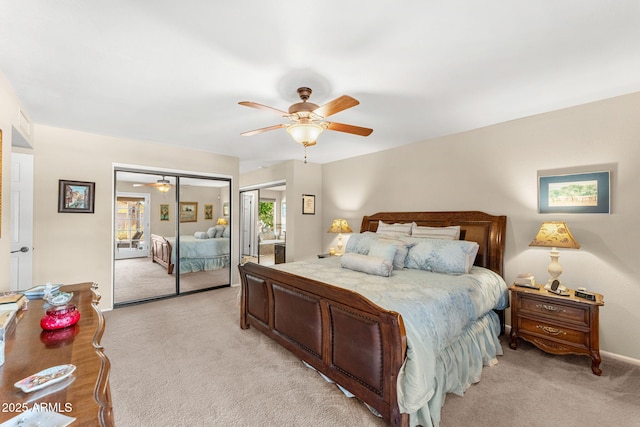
[
  {"left": 326, "top": 122, "right": 373, "bottom": 136},
  {"left": 313, "top": 95, "right": 359, "bottom": 118},
  {"left": 238, "top": 101, "right": 289, "bottom": 116},
  {"left": 241, "top": 123, "right": 288, "bottom": 136}
]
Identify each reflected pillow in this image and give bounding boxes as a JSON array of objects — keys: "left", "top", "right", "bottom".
[
  {"left": 222, "top": 225, "right": 230, "bottom": 238},
  {"left": 341, "top": 253, "right": 393, "bottom": 277},
  {"left": 405, "top": 239, "right": 479, "bottom": 274},
  {"left": 194, "top": 231, "right": 209, "bottom": 239},
  {"left": 207, "top": 227, "right": 217, "bottom": 238}
]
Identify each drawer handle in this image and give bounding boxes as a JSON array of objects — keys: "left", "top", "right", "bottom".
[
  {"left": 536, "top": 325, "right": 566, "bottom": 336},
  {"left": 536, "top": 303, "right": 564, "bottom": 313}
]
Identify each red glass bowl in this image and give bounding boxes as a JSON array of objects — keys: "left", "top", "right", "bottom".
[{"left": 40, "top": 304, "right": 81, "bottom": 331}]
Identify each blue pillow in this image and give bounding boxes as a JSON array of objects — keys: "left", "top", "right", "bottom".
[
  {"left": 405, "top": 239, "right": 479, "bottom": 274},
  {"left": 341, "top": 253, "right": 393, "bottom": 277}
]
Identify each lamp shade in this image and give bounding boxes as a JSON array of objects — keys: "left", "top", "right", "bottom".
[
  {"left": 216, "top": 218, "right": 228, "bottom": 225},
  {"left": 327, "top": 219, "right": 353, "bottom": 234},
  {"left": 286, "top": 120, "right": 324, "bottom": 145},
  {"left": 529, "top": 222, "right": 580, "bottom": 249}
]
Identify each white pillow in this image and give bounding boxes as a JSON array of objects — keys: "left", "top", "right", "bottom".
[
  {"left": 206, "top": 227, "right": 217, "bottom": 238},
  {"left": 411, "top": 224, "right": 461, "bottom": 240},
  {"left": 194, "top": 231, "right": 209, "bottom": 239},
  {"left": 341, "top": 253, "right": 393, "bottom": 277},
  {"left": 376, "top": 220, "right": 412, "bottom": 237}
]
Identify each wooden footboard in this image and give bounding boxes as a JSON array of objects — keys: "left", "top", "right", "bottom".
[
  {"left": 151, "top": 234, "right": 174, "bottom": 274},
  {"left": 238, "top": 261, "right": 409, "bottom": 427}
]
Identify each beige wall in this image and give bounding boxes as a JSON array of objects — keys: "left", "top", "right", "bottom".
[
  {"left": 321, "top": 92, "right": 640, "bottom": 360},
  {"left": 27, "top": 124, "right": 239, "bottom": 309}
]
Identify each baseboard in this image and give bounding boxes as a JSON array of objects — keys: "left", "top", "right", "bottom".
[{"left": 504, "top": 325, "right": 640, "bottom": 366}]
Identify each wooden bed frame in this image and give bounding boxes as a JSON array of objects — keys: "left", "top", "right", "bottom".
[
  {"left": 151, "top": 234, "right": 174, "bottom": 274},
  {"left": 238, "top": 211, "right": 506, "bottom": 427}
]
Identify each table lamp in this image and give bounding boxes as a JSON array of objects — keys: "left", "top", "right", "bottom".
[
  {"left": 216, "top": 218, "right": 228, "bottom": 225},
  {"left": 529, "top": 221, "right": 580, "bottom": 291},
  {"left": 327, "top": 219, "right": 353, "bottom": 255}
]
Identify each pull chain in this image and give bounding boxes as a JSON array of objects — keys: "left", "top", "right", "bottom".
[{"left": 304, "top": 145, "right": 307, "bottom": 164}]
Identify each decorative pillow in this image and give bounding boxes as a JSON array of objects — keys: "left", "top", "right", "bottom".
[
  {"left": 207, "top": 227, "right": 217, "bottom": 238},
  {"left": 378, "top": 237, "right": 413, "bottom": 270},
  {"left": 341, "top": 253, "right": 393, "bottom": 277},
  {"left": 213, "top": 225, "right": 226, "bottom": 238},
  {"left": 344, "top": 232, "right": 378, "bottom": 255},
  {"left": 222, "top": 225, "right": 230, "bottom": 238},
  {"left": 410, "top": 224, "right": 461, "bottom": 240},
  {"left": 194, "top": 231, "right": 209, "bottom": 239},
  {"left": 368, "top": 241, "right": 398, "bottom": 265},
  {"left": 405, "top": 239, "right": 480, "bottom": 274},
  {"left": 376, "top": 221, "right": 412, "bottom": 237}
]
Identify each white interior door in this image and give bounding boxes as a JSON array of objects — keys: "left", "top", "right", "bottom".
[{"left": 10, "top": 152, "right": 34, "bottom": 291}]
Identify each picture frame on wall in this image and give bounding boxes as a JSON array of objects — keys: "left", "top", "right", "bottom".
[
  {"left": 160, "top": 204, "right": 170, "bottom": 221},
  {"left": 58, "top": 180, "right": 95, "bottom": 213},
  {"left": 538, "top": 170, "right": 610, "bottom": 214},
  {"left": 302, "top": 194, "right": 315, "bottom": 215},
  {"left": 179, "top": 201, "right": 198, "bottom": 222},
  {"left": 204, "top": 204, "right": 213, "bottom": 220}
]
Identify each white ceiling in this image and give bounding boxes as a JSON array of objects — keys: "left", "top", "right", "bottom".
[{"left": 2, "top": 1, "right": 639, "bottom": 173}]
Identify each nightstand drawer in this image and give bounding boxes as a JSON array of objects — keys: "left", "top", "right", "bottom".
[
  {"left": 518, "top": 317, "right": 588, "bottom": 348},
  {"left": 519, "top": 296, "right": 588, "bottom": 326}
]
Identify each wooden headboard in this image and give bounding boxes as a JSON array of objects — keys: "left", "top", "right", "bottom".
[{"left": 360, "top": 211, "right": 507, "bottom": 277}]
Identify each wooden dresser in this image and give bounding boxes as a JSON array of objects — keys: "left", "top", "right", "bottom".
[
  {"left": 0, "top": 283, "right": 113, "bottom": 425},
  {"left": 509, "top": 285, "right": 604, "bottom": 375}
]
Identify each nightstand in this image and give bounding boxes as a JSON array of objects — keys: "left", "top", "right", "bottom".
[{"left": 509, "top": 285, "right": 605, "bottom": 375}]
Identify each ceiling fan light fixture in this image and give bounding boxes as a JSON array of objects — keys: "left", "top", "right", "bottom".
[
  {"left": 157, "top": 183, "right": 171, "bottom": 193},
  {"left": 286, "top": 120, "right": 324, "bottom": 145}
]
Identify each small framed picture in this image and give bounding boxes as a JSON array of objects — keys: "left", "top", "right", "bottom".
[
  {"left": 538, "top": 171, "right": 610, "bottom": 214},
  {"left": 58, "top": 180, "right": 95, "bottom": 213},
  {"left": 302, "top": 194, "right": 315, "bottom": 215},
  {"left": 204, "top": 204, "right": 213, "bottom": 220},
  {"left": 160, "top": 204, "right": 170, "bottom": 221},
  {"left": 179, "top": 202, "right": 198, "bottom": 222}
]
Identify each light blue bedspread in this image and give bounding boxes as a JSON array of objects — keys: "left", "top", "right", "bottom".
[
  {"left": 272, "top": 257, "right": 508, "bottom": 426},
  {"left": 167, "top": 236, "right": 230, "bottom": 274}
]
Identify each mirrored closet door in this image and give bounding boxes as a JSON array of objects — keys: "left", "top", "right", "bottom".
[{"left": 114, "top": 170, "right": 231, "bottom": 306}]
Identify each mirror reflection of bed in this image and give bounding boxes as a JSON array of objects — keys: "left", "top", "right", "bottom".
[{"left": 113, "top": 171, "right": 231, "bottom": 305}]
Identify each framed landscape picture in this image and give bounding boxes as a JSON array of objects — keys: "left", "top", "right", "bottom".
[
  {"left": 179, "top": 201, "right": 198, "bottom": 222},
  {"left": 538, "top": 171, "right": 610, "bottom": 214},
  {"left": 58, "top": 180, "right": 95, "bottom": 213}
]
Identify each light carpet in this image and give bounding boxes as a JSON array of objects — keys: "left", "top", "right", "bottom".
[
  {"left": 102, "top": 287, "right": 640, "bottom": 426},
  {"left": 113, "top": 256, "right": 230, "bottom": 304}
]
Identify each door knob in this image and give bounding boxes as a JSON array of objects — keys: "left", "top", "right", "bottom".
[{"left": 11, "top": 246, "right": 29, "bottom": 253}]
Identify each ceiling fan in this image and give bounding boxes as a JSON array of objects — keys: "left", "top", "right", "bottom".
[
  {"left": 133, "top": 176, "right": 173, "bottom": 192},
  {"left": 239, "top": 87, "right": 373, "bottom": 160}
]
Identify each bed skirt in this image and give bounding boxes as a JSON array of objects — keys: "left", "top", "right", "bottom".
[
  {"left": 307, "top": 310, "right": 502, "bottom": 427},
  {"left": 413, "top": 310, "right": 503, "bottom": 427},
  {"left": 176, "top": 255, "right": 230, "bottom": 274}
]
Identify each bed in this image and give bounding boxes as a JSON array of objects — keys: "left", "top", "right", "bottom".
[
  {"left": 238, "top": 211, "right": 507, "bottom": 427},
  {"left": 151, "top": 234, "right": 230, "bottom": 274}
]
